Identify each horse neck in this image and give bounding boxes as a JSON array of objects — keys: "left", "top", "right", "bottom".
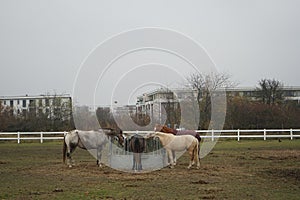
[
  {"left": 73, "top": 131, "right": 89, "bottom": 149},
  {"left": 156, "top": 132, "right": 173, "bottom": 146}
]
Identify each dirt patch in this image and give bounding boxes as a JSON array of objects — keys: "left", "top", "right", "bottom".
[
  {"left": 0, "top": 160, "right": 8, "bottom": 164},
  {"left": 263, "top": 168, "right": 300, "bottom": 182},
  {"left": 190, "top": 179, "right": 209, "bottom": 184},
  {"left": 252, "top": 150, "right": 300, "bottom": 161}
]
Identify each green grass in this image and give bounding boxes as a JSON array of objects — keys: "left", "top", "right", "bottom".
[{"left": 0, "top": 139, "right": 300, "bottom": 199}]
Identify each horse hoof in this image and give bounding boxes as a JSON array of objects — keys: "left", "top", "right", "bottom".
[{"left": 68, "top": 165, "right": 72, "bottom": 168}]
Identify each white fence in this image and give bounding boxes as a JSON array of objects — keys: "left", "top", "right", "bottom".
[
  {"left": 196, "top": 129, "right": 300, "bottom": 141},
  {"left": 0, "top": 129, "right": 300, "bottom": 144},
  {"left": 0, "top": 131, "right": 65, "bottom": 144}
]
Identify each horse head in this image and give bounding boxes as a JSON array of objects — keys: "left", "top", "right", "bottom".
[
  {"left": 115, "top": 130, "right": 125, "bottom": 147},
  {"left": 105, "top": 128, "right": 125, "bottom": 147},
  {"left": 155, "top": 124, "right": 177, "bottom": 134},
  {"left": 154, "top": 124, "right": 164, "bottom": 132},
  {"left": 145, "top": 132, "right": 158, "bottom": 139}
]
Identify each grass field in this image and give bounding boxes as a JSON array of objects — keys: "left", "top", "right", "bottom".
[{"left": 0, "top": 139, "right": 300, "bottom": 199}]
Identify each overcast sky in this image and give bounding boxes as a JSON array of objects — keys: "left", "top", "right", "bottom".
[{"left": 0, "top": 0, "right": 299, "bottom": 105}]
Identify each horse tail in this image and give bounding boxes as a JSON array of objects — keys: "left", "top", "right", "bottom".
[
  {"left": 63, "top": 135, "right": 67, "bottom": 163},
  {"left": 197, "top": 139, "right": 200, "bottom": 161},
  {"left": 134, "top": 137, "right": 140, "bottom": 152},
  {"left": 196, "top": 133, "right": 201, "bottom": 142},
  {"left": 196, "top": 134, "right": 201, "bottom": 161},
  {"left": 193, "top": 139, "right": 199, "bottom": 162},
  {"left": 191, "top": 139, "right": 198, "bottom": 161}
]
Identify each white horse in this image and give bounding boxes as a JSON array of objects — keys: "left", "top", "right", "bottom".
[
  {"left": 146, "top": 132, "right": 200, "bottom": 169},
  {"left": 63, "top": 129, "right": 124, "bottom": 168}
]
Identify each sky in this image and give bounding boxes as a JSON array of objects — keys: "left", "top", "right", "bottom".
[{"left": 0, "top": 0, "right": 299, "bottom": 106}]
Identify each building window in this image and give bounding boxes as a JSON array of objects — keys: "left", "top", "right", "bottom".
[
  {"left": 38, "top": 99, "right": 43, "bottom": 107},
  {"left": 29, "top": 99, "right": 35, "bottom": 106},
  {"left": 22, "top": 100, "right": 26, "bottom": 107},
  {"left": 45, "top": 98, "right": 50, "bottom": 106},
  {"left": 10, "top": 100, "right": 13, "bottom": 107}
]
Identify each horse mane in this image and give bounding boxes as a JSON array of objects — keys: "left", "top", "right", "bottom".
[{"left": 156, "top": 124, "right": 177, "bottom": 134}]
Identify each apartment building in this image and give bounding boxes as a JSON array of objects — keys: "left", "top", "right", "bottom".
[{"left": 0, "top": 94, "right": 72, "bottom": 117}]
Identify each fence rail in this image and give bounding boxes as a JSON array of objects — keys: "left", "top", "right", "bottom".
[
  {"left": 0, "top": 132, "right": 65, "bottom": 143},
  {"left": 195, "top": 129, "right": 300, "bottom": 141},
  {"left": 0, "top": 129, "right": 300, "bottom": 143}
]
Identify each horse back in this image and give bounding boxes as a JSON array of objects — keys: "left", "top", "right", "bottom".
[
  {"left": 177, "top": 130, "right": 196, "bottom": 136},
  {"left": 129, "top": 135, "right": 145, "bottom": 153},
  {"left": 177, "top": 130, "right": 201, "bottom": 142}
]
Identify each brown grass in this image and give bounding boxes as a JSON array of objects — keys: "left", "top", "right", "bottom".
[{"left": 0, "top": 140, "right": 300, "bottom": 199}]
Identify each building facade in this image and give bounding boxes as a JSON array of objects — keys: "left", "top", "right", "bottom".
[
  {"left": 225, "top": 86, "right": 300, "bottom": 103},
  {"left": 136, "top": 87, "right": 300, "bottom": 123},
  {"left": 0, "top": 94, "right": 72, "bottom": 118},
  {"left": 136, "top": 88, "right": 197, "bottom": 116}
]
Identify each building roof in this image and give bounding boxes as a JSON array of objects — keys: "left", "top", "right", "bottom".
[{"left": 0, "top": 94, "right": 71, "bottom": 100}]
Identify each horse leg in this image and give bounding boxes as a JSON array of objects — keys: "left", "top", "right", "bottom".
[
  {"left": 66, "top": 151, "right": 72, "bottom": 168},
  {"left": 166, "top": 149, "right": 174, "bottom": 168},
  {"left": 138, "top": 153, "right": 142, "bottom": 171},
  {"left": 97, "top": 146, "right": 103, "bottom": 167},
  {"left": 67, "top": 145, "right": 76, "bottom": 168},
  {"left": 132, "top": 153, "right": 136, "bottom": 171},
  {"left": 187, "top": 146, "right": 195, "bottom": 169},
  {"left": 172, "top": 150, "right": 176, "bottom": 165},
  {"left": 165, "top": 150, "right": 172, "bottom": 166}
]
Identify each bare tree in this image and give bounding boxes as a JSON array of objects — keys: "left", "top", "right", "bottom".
[
  {"left": 187, "top": 72, "right": 234, "bottom": 129},
  {"left": 256, "top": 78, "right": 284, "bottom": 105}
]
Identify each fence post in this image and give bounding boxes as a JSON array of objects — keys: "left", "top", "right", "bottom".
[
  {"left": 263, "top": 129, "right": 266, "bottom": 141},
  {"left": 17, "top": 132, "right": 20, "bottom": 144},
  {"left": 237, "top": 129, "right": 240, "bottom": 142},
  {"left": 211, "top": 129, "right": 214, "bottom": 142},
  {"left": 40, "top": 132, "right": 43, "bottom": 143},
  {"left": 290, "top": 128, "right": 293, "bottom": 140}
]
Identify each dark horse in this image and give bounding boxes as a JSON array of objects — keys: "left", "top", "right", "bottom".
[
  {"left": 154, "top": 124, "right": 201, "bottom": 164},
  {"left": 128, "top": 134, "right": 146, "bottom": 171}
]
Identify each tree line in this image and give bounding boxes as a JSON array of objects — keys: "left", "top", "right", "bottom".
[
  {"left": 0, "top": 96, "right": 74, "bottom": 132},
  {"left": 0, "top": 74, "right": 299, "bottom": 132},
  {"left": 186, "top": 75, "right": 300, "bottom": 129}
]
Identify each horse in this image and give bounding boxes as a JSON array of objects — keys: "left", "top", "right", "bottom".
[
  {"left": 128, "top": 134, "right": 146, "bottom": 171},
  {"left": 63, "top": 129, "right": 124, "bottom": 168},
  {"left": 146, "top": 132, "right": 200, "bottom": 169},
  {"left": 154, "top": 124, "right": 201, "bottom": 164}
]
